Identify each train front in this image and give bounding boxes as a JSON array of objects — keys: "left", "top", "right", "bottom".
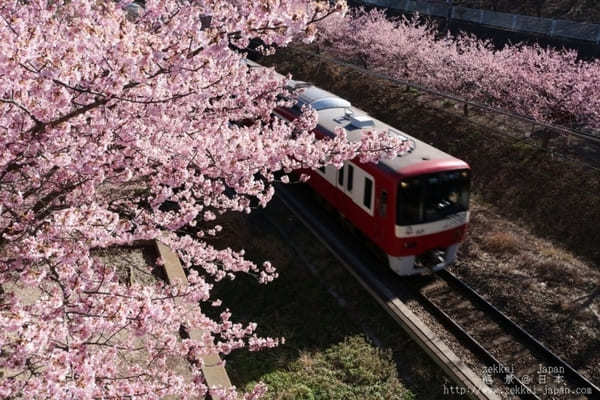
[{"left": 388, "top": 163, "right": 471, "bottom": 275}]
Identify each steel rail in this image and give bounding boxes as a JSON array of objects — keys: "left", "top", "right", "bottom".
[
  {"left": 413, "top": 286, "right": 540, "bottom": 399},
  {"left": 437, "top": 269, "right": 600, "bottom": 397}
]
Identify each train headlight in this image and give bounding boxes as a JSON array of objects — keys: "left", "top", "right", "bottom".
[{"left": 400, "top": 181, "right": 408, "bottom": 188}]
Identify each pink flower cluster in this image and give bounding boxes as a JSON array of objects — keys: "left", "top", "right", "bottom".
[
  {"left": 317, "top": 8, "right": 600, "bottom": 132},
  {"left": 0, "top": 1, "right": 405, "bottom": 399}
]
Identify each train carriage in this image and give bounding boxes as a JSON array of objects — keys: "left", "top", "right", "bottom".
[{"left": 276, "top": 82, "right": 471, "bottom": 275}]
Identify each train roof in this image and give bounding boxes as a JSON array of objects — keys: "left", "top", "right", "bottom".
[
  {"left": 244, "top": 59, "right": 468, "bottom": 176},
  {"left": 293, "top": 84, "right": 468, "bottom": 176}
]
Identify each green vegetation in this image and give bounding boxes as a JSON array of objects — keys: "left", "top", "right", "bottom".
[
  {"left": 208, "top": 215, "right": 415, "bottom": 398},
  {"left": 250, "top": 337, "right": 415, "bottom": 400}
]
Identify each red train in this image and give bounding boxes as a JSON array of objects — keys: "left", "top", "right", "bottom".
[{"left": 266, "top": 68, "right": 471, "bottom": 275}]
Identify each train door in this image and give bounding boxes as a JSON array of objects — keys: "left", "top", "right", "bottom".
[{"left": 373, "top": 185, "right": 389, "bottom": 244}]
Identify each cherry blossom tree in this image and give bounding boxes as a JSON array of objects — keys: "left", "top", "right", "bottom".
[
  {"left": 316, "top": 8, "right": 600, "bottom": 132},
  {"left": 0, "top": 1, "right": 409, "bottom": 399}
]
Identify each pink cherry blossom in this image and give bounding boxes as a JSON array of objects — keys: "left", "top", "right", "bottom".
[
  {"left": 0, "top": 1, "right": 405, "bottom": 399},
  {"left": 317, "top": 8, "right": 600, "bottom": 132}
]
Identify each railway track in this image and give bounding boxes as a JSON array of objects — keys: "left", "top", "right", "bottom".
[
  {"left": 412, "top": 270, "right": 600, "bottom": 399},
  {"left": 273, "top": 183, "right": 599, "bottom": 399},
  {"left": 437, "top": 269, "right": 599, "bottom": 397}
]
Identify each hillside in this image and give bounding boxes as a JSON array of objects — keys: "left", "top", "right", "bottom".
[
  {"left": 444, "top": 0, "right": 600, "bottom": 23},
  {"left": 258, "top": 46, "right": 600, "bottom": 387}
]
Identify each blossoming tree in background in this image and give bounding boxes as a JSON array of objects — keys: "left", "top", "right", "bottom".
[
  {"left": 0, "top": 1, "right": 409, "bottom": 399},
  {"left": 317, "top": 8, "right": 600, "bottom": 132}
]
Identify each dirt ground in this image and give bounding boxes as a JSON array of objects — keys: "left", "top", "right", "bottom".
[{"left": 454, "top": 198, "right": 600, "bottom": 385}]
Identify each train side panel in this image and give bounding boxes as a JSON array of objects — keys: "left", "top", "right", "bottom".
[
  {"left": 305, "top": 159, "right": 397, "bottom": 245},
  {"left": 306, "top": 160, "right": 469, "bottom": 260}
]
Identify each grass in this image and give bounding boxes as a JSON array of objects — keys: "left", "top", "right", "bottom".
[
  {"left": 480, "top": 231, "right": 521, "bottom": 254},
  {"left": 252, "top": 337, "right": 415, "bottom": 400},
  {"left": 204, "top": 200, "right": 468, "bottom": 399}
]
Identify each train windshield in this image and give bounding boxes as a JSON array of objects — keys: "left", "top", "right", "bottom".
[{"left": 397, "top": 170, "right": 470, "bottom": 226}]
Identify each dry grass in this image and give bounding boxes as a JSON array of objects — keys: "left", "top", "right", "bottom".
[
  {"left": 458, "top": 201, "right": 600, "bottom": 383},
  {"left": 532, "top": 259, "right": 579, "bottom": 285},
  {"left": 480, "top": 231, "right": 521, "bottom": 254}
]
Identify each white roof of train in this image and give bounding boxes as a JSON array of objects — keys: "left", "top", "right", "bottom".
[
  {"left": 294, "top": 83, "right": 456, "bottom": 173},
  {"left": 245, "top": 60, "right": 465, "bottom": 175}
]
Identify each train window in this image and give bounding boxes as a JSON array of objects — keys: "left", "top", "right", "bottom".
[
  {"left": 347, "top": 165, "right": 354, "bottom": 191},
  {"left": 363, "top": 177, "right": 373, "bottom": 209},
  {"left": 397, "top": 170, "right": 470, "bottom": 225},
  {"left": 338, "top": 167, "right": 344, "bottom": 186},
  {"left": 379, "top": 190, "right": 388, "bottom": 216},
  {"left": 397, "top": 178, "right": 424, "bottom": 225}
]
